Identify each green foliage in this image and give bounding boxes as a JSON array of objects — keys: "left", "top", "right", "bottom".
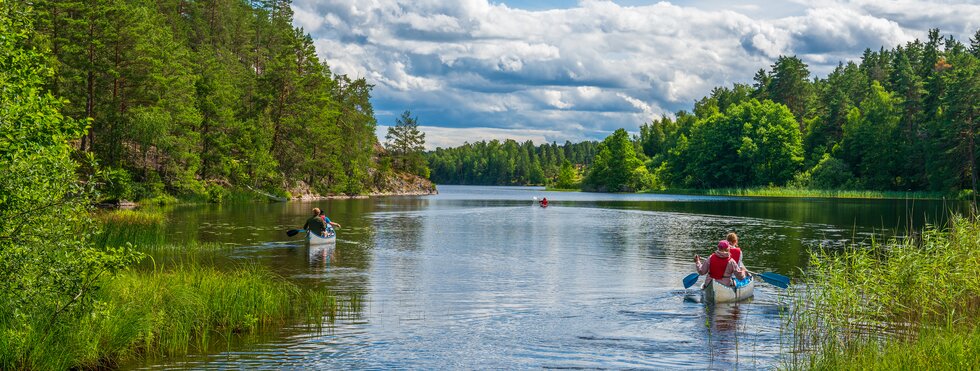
[
  {"left": 27, "top": 0, "right": 388, "bottom": 199},
  {"left": 652, "top": 187, "right": 944, "bottom": 199},
  {"left": 792, "top": 325, "right": 980, "bottom": 370},
  {"left": 427, "top": 139, "right": 598, "bottom": 186},
  {"left": 103, "top": 167, "right": 135, "bottom": 201},
  {"left": 788, "top": 215, "right": 980, "bottom": 369},
  {"left": 583, "top": 129, "right": 654, "bottom": 192},
  {"left": 0, "top": 261, "right": 358, "bottom": 369},
  {"left": 553, "top": 159, "right": 579, "bottom": 189},
  {"left": 386, "top": 110, "right": 429, "bottom": 178},
  {"left": 762, "top": 55, "right": 813, "bottom": 125},
  {"left": 681, "top": 99, "right": 803, "bottom": 188},
  {"left": 836, "top": 81, "right": 904, "bottom": 189},
  {"left": 806, "top": 154, "right": 856, "bottom": 189},
  {"left": 0, "top": 4, "right": 141, "bottom": 368},
  {"left": 638, "top": 29, "right": 979, "bottom": 195}
]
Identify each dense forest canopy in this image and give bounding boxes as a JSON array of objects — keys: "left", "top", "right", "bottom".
[
  {"left": 430, "top": 29, "right": 980, "bottom": 194},
  {"left": 25, "top": 0, "right": 391, "bottom": 200},
  {"left": 427, "top": 140, "right": 598, "bottom": 186}
]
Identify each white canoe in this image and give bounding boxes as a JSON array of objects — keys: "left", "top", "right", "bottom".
[
  {"left": 307, "top": 230, "right": 336, "bottom": 246},
  {"left": 703, "top": 276, "right": 754, "bottom": 304}
]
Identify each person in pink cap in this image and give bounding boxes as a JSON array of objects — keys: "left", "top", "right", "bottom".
[{"left": 694, "top": 240, "right": 747, "bottom": 287}]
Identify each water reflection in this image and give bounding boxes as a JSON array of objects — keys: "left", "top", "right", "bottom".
[
  {"left": 308, "top": 242, "right": 336, "bottom": 268},
  {"left": 128, "top": 185, "right": 968, "bottom": 369}
]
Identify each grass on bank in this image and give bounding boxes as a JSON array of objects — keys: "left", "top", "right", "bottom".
[
  {"left": 94, "top": 209, "right": 167, "bottom": 248},
  {"left": 649, "top": 187, "right": 953, "bottom": 200},
  {"left": 0, "top": 260, "right": 360, "bottom": 370},
  {"left": 0, "top": 209, "right": 358, "bottom": 370},
  {"left": 786, "top": 214, "right": 980, "bottom": 369}
]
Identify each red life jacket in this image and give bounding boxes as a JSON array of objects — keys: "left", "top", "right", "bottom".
[
  {"left": 729, "top": 247, "right": 742, "bottom": 265},
  {"left": 708, "top": 253, "right": 732, "bottom": 280}
]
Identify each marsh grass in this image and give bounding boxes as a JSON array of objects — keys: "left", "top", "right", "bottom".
[
  {"left": 786, "top": 215, "right": 980, "bottom": 369},
  {"left": 95, "top": 209, "right": 167, "bottom": 248},
  {"left": 651, "top": 187, "right": 950, "bottom": 200},
  {"left": 0, "top": 262, "right": 361, "bottom": 370}
]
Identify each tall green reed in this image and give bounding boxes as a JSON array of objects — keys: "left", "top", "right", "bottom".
[
  {"left": 94, "top": 209, "right": 167, "bottom": 248},
  {"left": 0, "top": 262, "right": 361, "bottom": 369},
  {"left": 786, "top": 215, "right": 980, "bottom": 369}
]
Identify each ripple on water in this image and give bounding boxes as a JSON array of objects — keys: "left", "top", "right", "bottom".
[{"left": 131, "top": 186, "right": 941, "bottom": 369}]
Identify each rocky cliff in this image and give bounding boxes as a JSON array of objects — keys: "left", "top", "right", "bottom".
[{"left": 287, "top": 170, "right": 437, "bottom": 201}]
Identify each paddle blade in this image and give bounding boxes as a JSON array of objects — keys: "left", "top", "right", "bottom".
[
  {"left": 682, "top": 273, "right": 700, "bottom": 289},
  {"left": 286, "top": 229, "right": 305, "bottom": 237},
  {"left": 758, "top": 272, "right": 790, "bottom": 289}
]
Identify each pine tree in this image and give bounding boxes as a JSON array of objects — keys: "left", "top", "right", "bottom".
[
  {"left": 386, "top": 111, "right": 428, "bottom": 177},
  {"left": 767, "top": 55, "right": 812, "bottom": 129}
]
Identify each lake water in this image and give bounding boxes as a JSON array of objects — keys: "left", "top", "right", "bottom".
[{"left": 129, "top": 185, "right": 960, "bottom": 369}]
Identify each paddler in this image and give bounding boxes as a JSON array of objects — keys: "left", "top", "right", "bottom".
[
  {"left": 303, "top": 207, "right": 328, "bottom": 237},
  {"left": 539, "top": 197, "right": 549, "bottom": 207},
  {"left": 694, "top": 240, "right": 746, "bottom": 287},
  {"left": 726, "top": 232, "right": 745, "bottom": 270},
  {"left": 318, "top": 209, "right": 341, "bottom": 234}
]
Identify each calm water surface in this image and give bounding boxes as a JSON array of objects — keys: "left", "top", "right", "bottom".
[{"left": 129, "top": 185, "right": 960, "bottom": 370}]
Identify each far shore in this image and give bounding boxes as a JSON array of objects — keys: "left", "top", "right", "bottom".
[{"left": 536, "top": 185, "right": 958, "bottom": 200}]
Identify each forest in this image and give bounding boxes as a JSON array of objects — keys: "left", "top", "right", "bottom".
[
  {"left": 427, "top": 140, "right": 598, "bottom": 186},
  {"left": 22, "top": 0, "right": 422, "bottom": 201},
  {"left": 430, "top": 29, "right": 980, "bottom": 195}
]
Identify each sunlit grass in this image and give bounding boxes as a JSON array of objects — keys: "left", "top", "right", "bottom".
[
  {"left": 651, "top": 187, "right": 950, "bottom": 200},
  {"left": 95, "top": 209, "right": 167, "bottom": 248},
  {"left": 785, "top": 214, "right": 980, "bottom": 369},
  {"left": 0, "top": 262, "right": 362, "bottom": 369}
]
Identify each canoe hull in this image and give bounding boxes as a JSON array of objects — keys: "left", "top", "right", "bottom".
[
  {"left": 307, "top": 231, "right": 336, "bottom": 246},
  {"left": 703, "top": 277, "right": 754, "bottom": 304}
]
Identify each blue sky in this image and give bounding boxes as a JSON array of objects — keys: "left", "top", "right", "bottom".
[{"left": 290, "top": 0, "right": 980, "bottom": 149}]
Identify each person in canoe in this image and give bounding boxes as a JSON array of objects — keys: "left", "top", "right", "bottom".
[
  {"left": 539, "top": 197, "right": 549, "bottom": 207},
  {"left": 304, "top": 208, "right": 329, "bottom": 237},
  {"left": 694, "top": 240, "right": 747, "bottom": 287},
  {"left": 318, "top": 209, "right": 341, "bottom": 233},
  {"left": 726, "top": 232, "right": 745, "bottom": 270}
]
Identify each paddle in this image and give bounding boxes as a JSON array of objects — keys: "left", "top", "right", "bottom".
[
  {"left": 286, "top": 229, "right": 306, "bottom": 237},
  {"left": 682, "top": 273, "right": 700, "bottom": 289},
  {"left": 747, "top": 270, "right": 790, "bottom": 289}
]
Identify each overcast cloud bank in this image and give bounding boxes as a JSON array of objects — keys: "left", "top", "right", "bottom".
[{"left": 292, "top": 0, "right": 980, "bottom": 149}]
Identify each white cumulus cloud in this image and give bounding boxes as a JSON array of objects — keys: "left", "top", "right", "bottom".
[{"left": 292, "top": 0, "right": 980, "bottom": 148}]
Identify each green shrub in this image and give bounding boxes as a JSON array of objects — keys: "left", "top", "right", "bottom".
[
  {"left": 103, "top": 167, "right": 135, "bottom": 201},
  {"left": 808, "top": 154, "right": 856, "bottom": 189}
]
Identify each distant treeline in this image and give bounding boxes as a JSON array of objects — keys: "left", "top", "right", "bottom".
[
  {"left": 427, "top": 140, "right": 598, "bottom": 185},
  {"left": 26, "top": 0, "right": 386, "bottom": 199},
  {"left": 431, "top": 29, "right": 980, "bottom": 194}
]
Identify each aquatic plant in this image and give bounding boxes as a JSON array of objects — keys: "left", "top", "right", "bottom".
[
  {"left": 651, "top": 187, "right": 950, "bottom": 200},
  {"left": 785, "top": 215, "right": 980, "bottom": 369},
  {"left": 94, "top": 209, "right": 167, "bottom": 248},
  {"left": 0, "top": 262, "right": 359, "bottom": 369}
]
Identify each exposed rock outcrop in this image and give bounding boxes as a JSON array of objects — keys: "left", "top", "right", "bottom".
[
  {"left": 368, "top": 171, "right": 438, "bottom": 196},
  {"left": 286, "top": 170, "right": 437, "bottom": 200}
]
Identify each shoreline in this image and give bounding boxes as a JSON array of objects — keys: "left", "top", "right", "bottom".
[
  {"left": 541, "top": 185, "right": 955, "bottom": 201},
  {"left": 291, "top": 189, "right": 439, "bottom": 201},
  {"left": 642, "top": 188, "right": 954, "bottom": 201}
]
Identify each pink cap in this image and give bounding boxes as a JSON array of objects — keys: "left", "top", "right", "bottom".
[{"left": 717, "top": 240, "right": 730, "bottom": 250}]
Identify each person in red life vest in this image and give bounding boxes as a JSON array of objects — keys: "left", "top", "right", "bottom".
[
  {"left": 726, "top": 232, "right": 745, "bottom": 270},
  {"left": 694, "top": 240, "right": 747, "bottom": 287},
  {"left": 539, "top": 197, "right": 548, "bottom": 207}
]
